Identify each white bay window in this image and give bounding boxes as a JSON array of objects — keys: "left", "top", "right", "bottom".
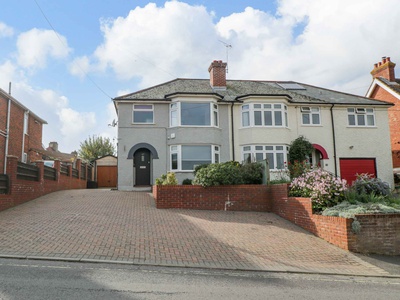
[
  {"left": 242, "top": 145, "right": 288, "bottom": 170},
  {"left": 170, "top": 145, "right": 220, "bottom": 171}
]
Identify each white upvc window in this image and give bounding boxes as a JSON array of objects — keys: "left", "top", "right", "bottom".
[
  {"left": 170, "top": 145, "right": 220, "bottom": 171},
  {"left": 133, "top": 104, "right": 154, "bottom": 124},
  {"left": 242, "top": 145, "right": 288, "bottom": 170},
  {"left": 301, "top": 106, "right": 321, "bottom": 125},
  {"left": 241, "top": 103, "right": 288, "bottom": 128},
  {"left": 347, "top": 107, "right": 375, "bottom": 127},
  {"left": 170, "top": 102, "right": 218, "bottom": 127}
]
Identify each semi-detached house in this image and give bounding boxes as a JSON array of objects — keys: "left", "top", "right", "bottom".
[
  {"left": 113, "top": 60, "right": 394, "bottom": 191},
  {"left": 0, "top": 87, "right": 47, "bottom": 174}
]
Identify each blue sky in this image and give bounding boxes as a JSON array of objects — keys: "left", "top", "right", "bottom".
[{"left": 1, "top": 0, "right": 399, "bottom": 153}]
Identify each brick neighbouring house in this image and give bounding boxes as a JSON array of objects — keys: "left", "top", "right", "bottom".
[
  {"left": 366, "top": 57, "right": 400, "bottom": 168},
  {"left": 0, "top": 87, "right": 47, "bottom": 173}
]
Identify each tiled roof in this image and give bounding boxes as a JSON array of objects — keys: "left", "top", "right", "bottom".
[
  {"left": 378, "top": 77, "right": 400, "bottom": 96},
  {"left": 114, "top": 78, "right": 392, "bottom": 106}
]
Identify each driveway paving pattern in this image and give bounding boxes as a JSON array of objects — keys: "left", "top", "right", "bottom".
[{"left": 0, "top": 189, "right": 389, "bottom": 276}]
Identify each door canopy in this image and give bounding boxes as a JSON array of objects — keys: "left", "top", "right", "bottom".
[
  {"left": 127, "top": 143, "right": 159, "bottom": 159},
  {"left": 312, "top": 144, "right": 329, "bottom": 159}
]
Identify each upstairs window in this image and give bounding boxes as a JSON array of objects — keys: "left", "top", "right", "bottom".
[
  {"left": 347, "top": 108, "right": 375, "bottom": 127},
  {"left": 301, "top": 107, "right": 320, "bottom": 125},
  {"left": 133, "top": 105, "right": 154, "bottom": 124},
  {"left": 241, "top": 103, "right": 288, "bottom": 128},
  {"left": 170, "top": 102, "right": 218, "bottom": 127}
]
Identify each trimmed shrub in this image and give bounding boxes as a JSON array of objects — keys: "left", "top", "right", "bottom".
[
  {"left": 193, "top": 161, "right": 243, "bottom": 187},
  {"left": 182, "top": 178, "right": 193, "bottom": 185},
  {"left": 155, "top": 172, "right": 178, "bottom": 185},
  {"left": 241, "top": 162, "right": 263, "bottom": 184}
]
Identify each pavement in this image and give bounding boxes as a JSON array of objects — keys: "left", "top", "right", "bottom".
[{"left": 0, "top": 189, "right": 398, "bottom": 277}]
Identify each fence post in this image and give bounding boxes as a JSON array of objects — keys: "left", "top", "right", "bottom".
[{"left": 54, "top": 159, "right": 61, "bottom": 183}]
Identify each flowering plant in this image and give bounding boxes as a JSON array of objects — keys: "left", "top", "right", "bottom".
[{"left": 289, "top": 168, "right": 348, "bottom": 211}]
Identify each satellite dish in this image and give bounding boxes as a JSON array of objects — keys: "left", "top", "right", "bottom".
[{"left": 108, "top": 119, "right": 118, "bottom": 127}]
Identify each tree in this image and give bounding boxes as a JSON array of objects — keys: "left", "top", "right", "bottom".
[
  {"left": 78, "top": 135, "right": 115, "bottom": 162},
  {"left": 288, "top": 136, "right": 314, "bottom": 179}
]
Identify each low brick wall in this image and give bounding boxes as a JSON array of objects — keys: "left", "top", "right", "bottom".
[
  {"left": 154, "top": 183, "right": 400, "bottom": 255},
  {"left": 153, "top": 184, "right": 271, "bottom": 211},
  {"left": 352, "top": 214, "right": 400, "bottom": 255},
  {"left": 0, "top": 156, "right": 87, "bottom": 212},
  {"left": 270, "top": 185, "right": 400, "bottom": 255}
]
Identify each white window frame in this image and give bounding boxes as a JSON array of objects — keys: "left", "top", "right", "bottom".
[
  {"left": 170, "top": 145, "right": 220, "bottom": 171},
  {"left": 301, "top": 106, "right": 321, "bottom": 125},
  {"left": 242, "top": 145, "right": 288, "bottom": 170},
  {"left": 169, "top": 102, "right": 218, "bottom": 127},
  {"left": 347, "top": 107, "right": 375, "bottom": 127},
  {"left": 132, "top": 104, "right": 154, "bottom": 124},
  {"left": 241, "top": 103, "right": 288, "bottom": 128}
]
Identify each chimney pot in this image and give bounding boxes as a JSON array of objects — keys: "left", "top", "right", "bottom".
[{"left": 371, "top": 56, "right": 396, "bottom": 81}]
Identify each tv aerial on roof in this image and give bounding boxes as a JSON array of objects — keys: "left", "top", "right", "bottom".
[{"left": 218, "top": 40, "right": 232, "bottom": 73}]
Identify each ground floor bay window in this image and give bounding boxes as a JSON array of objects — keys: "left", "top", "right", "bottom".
[
  {"left": 242, "top": 145, "right": 288, "bottom": 170},
  {"left": 170, "top": 145, "right": 220, "bottom": 171}
]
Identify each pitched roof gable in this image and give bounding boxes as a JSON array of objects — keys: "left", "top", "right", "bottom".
[{"left": 366, "top": 77, "right": 400, "bottom": 100}]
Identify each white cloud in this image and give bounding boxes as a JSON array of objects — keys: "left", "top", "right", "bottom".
[
  {"left": 0, "top": 61, "right": 18, "bottom": 90},
  {"left": 77, "top": 0, "right": 400, "bottom": 95},
  {"left": 69, "top": 56, "right": 91, "bottom": 79},
  {"left": 0, "top": 22, "right": 14, "bottom": 38},
  {"left": 87, "top": 1, "right": 219, "bottom": 88},
  {"left": 58, "top": 108, "right": 96, "bottom": 146},
  {"left": 16, "top": 28, "right": 71, "bottom": 69}
]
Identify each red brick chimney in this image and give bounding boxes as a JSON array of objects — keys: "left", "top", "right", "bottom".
[
  {"left": 371, "top": 57, "right": 396, "bottom": 82},
  {"left": 208, "top": 60, "right": 227, "bottom": 88}
]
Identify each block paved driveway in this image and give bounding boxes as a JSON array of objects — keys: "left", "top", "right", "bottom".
[{"left": 0, "top": 189, "right": 388, "bottom": 276}]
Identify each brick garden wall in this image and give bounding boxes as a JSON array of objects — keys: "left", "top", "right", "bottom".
[
  {"left": 269, "top": 184, "right": 400, "bottom": 255},
  {"left": 153, "top": 185, "right": 271, "bottom": 211},
  {"left": 0, "top": 156, "right": 87, "bottom": 212},
  {"left": 153, "top": 183, "right": 400, "bottom": 255}
]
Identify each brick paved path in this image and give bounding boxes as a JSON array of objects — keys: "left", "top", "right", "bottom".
[{"left": 0, "top": 190, "right": 388, "bottom": 276}]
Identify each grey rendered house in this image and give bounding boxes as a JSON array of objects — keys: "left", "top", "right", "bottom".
[{"left": 113, "top": 60, "right": 394, "bottom": 191}]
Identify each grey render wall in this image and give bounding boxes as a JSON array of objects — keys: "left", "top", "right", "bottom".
[
  {"left": 116, "top": 100, "right": 232, "bottom": 188},
  {"left": 117, "top": 102, "right": 168, "bottom": 190}
]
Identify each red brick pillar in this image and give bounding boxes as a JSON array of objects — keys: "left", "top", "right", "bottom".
[
  {"left": 76, "top": 159, "right": 82, "bottom": 179},
  {"left": 35, "top": 161, "right": 45, "bottom": 185},
  {"left": 6, "top": 156, "right": 18, "bottom": 194}
]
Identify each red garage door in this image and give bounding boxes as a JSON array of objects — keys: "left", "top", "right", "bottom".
[{"left": 339, "top": 158, "right": 376, "bottom": 186}]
